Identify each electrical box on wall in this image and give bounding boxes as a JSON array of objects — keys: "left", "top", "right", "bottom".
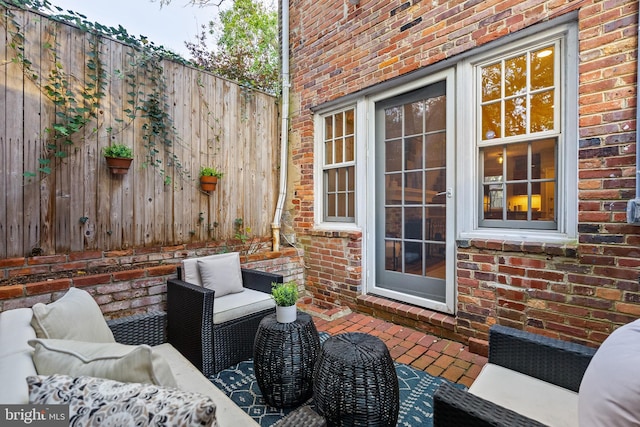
[{"left": 627, "top": 199, "right": 640, "bottom": 225}]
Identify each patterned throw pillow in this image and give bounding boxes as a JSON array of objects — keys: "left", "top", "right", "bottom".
[{"left": 28, "top": 374, "right": 218, "bottom": 427}]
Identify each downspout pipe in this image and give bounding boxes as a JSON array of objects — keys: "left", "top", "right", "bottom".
[
  {"left": 627, "top": 11, "right": 640, "bottom": 224},
  {"left": 272, "top": 0, "right": 290, "bottom": 249}
]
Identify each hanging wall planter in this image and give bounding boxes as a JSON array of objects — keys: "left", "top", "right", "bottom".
[
  {"left": 199, "top": 166, "right": 224, "bottom": 192},
  {"left": 200, "top": 175, "right": 218, "bottom": 192},
  {"left": 103, "top": 144, "right": 134, "bottom": 175}
]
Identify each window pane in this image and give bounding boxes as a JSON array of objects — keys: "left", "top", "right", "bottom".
[
  {"left": 533, "top": 138, "right": 556, "bottom": 179},
  {"left": 482, "top": 102, "right": 501, "bottom": 140},
  {"left": 505, "top": 54, "right": 526, "bottom": 97},
  {"left": 345, "top": 109, "right": 355, "bottom": 134},
  {"left": 335, "top": 138, "right": 343, "bottom": 163},
  {"left": 335, "top": 112, "right": 344, "bottom": 137},
  {"left": 347, "top": 166, "right": 355, "bottom": 191},
  {"left": 405, "top": 136, "right": 423, "bottom": 170},
  {"left": 386, "top": 139, "right": 402, "bottom": 172},
  {"left": 531, "top": 46, "right": 554, "bottom": 91},
  {"left": 325, "top": 116, "right": 333, "bottom": 140},
  {"left": 325, "top": 141, "right": 333, "bottom": 165},
  {"left": 337, "top": 192, "right": 346, "bottom": 216},
  {"left": 482, "top": 62, "right": 502, "bottom": 102},
  {"left": 385, "top": 106, "right": 402, "bottom": 139},
  {"left": 506, "top": 143, "right": 528, "bottom": 182},
  {"left": 345, "top": 136, "right": 354, "bottom": 162},
  {"left": 483, "top": 145, "right": 504, "bottom": 181},
  {"left": 505, "top": 96, "right": 527, "bottom": 136},
  {"left": 531, "top": 90, "right": 554, "bottom": 132}
]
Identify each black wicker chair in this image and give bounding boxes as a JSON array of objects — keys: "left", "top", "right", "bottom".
[
  {"left": 433, "top": 325, "right": 597, "bottom": 426},
  {"left": 107, "top": 311, "right": 169, "bottom": 346},
  {"left": 167, "top": 267, "right": 283, "bottom": 377}
]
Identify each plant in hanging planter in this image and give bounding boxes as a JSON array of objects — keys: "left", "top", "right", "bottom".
[
  {"left": 271, "top": 281, "right": 299, "bottom": 323},
  {"left": 103, "top": 143, "right": 134, "bottom": 175},
  {"left": 199, "top": 166, "right": 224, "bottom": 192}
]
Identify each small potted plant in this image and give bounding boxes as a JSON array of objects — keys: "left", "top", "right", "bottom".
[
  {"left": 271, "top": 281, "right": 299, "bottom": 323},
  {"left": 103, "top": 143, "right": 133, "bottom": 175},
  {"left": 200, "top": 166, "right": 224, "bottom": 192}
]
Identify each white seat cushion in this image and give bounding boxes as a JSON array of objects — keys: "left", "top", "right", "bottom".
[
  {"left": 0, "top": 308, "right": 38, "bottom": 404},
  {"left": 469, "top": 363, "right": 578, "bottom": 427},
  {"left": 154, "top": 343, "right": 258, "bottom": 426},
  {"left": 213, "top": 288, "right": 275, "bottom": 325}
]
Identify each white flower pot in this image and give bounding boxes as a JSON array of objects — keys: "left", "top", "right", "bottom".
[{"left": 276, "top": 305, "right": 297, "bottom": 323}]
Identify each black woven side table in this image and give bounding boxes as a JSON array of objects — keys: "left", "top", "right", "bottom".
[
  {"left": 313, "top": 332, "right": 399, "bottom": 427},
  {"left": 253, "top": 311, "right": 321, "bottom": 408}
]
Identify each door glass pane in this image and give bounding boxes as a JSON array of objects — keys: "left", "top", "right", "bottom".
[
  {"left": 385, "top": 106, "right": 402, "bottom": 139},
  {"left": 404, "top": 241, "right": 422, "bottom": 275},
  {"left": 386, "top": 139, "right": 402, "bottom": 172},
  {"left": 405, "top": 136, "right": 423, "bottom": 170},
  {"left": 404, "top": 171, "right": 422, "bottom": 205},
  {"left": 425, "top": 133, "right": 446, "bottom": 168},
  {"left": 425, "top": 170, "right": 445, "bottom": 203},
  {"left": 385, "top": 208, "right": 401, "bottom": 238},
  {"left": 386, "top": 174, "right": 402, "bottom": 204},
  {"left": 425, "top": 96, "right": 446, "bottom": 131},
  {"left": 405, "top": 207, "right": 422, "bottom": 240},
  {"left": 404, "top": 101, "right": 423, "bottom": 136}
]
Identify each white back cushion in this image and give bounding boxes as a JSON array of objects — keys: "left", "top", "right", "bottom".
[
  {"left": 30, "top": 287, "right": 115, "bottom": 343},
  {"left": 579, "top": 319, "right": 640, "bottom": 427},
  {"left": 182, "top": 253, "right": 244, "bottom": 298}
]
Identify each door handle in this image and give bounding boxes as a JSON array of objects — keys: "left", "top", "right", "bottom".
[{"left": 435, "top": 188, "right": 452, "bottom": 198}]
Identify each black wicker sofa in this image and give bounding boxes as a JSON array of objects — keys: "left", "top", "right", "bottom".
[
  {"left": 167, "top": 266, "right": 283, "bottom": 377},
  {"left": 433, "top": 324, "right": 597, "bottom": 427}
]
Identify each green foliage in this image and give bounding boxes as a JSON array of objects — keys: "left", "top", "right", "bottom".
[
  {"left": 185, "top": 0, "right": 279, "bottom": 94},
  {"left": 103, "top": 143, "right": 133, "bottom": 159},
  {"left": 199, "top": 166, "right": 224, "bottom": 178},
  {"left": 4, "top": 0, "right": 191, "bottom": 183},
  {"left": 271, "top": 281, "right": 299, "bottom": 307}
]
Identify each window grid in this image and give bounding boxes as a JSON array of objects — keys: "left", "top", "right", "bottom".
[{"left": 323, "top": 108, "right": 356, "bottom": 222}]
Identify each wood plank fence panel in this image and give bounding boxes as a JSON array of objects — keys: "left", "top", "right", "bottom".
[{"left": 0, "top": 5, "right": 280, "bottom": 258}]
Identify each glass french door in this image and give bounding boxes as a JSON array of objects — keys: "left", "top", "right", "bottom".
[{"left": 374, "top": 79, "right": 454, "bottom": 313}]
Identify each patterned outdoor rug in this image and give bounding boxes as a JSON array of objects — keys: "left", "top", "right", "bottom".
[{"left": 210, "top": 334, "right": 465, "bottom": 427}]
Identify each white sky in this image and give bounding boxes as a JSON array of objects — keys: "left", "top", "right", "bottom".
[{"left": 48, "top": 0, "right": 217, "bottom": 57}]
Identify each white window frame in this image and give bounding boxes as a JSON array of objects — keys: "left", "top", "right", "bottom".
[
  {"left": 457, "top": 23, "right": 578, "bottom": 243},
  {"left": 313, "top": 102, "right": 367, "bottom": 231}
]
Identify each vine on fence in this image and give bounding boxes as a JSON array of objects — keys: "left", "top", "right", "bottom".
[{"left": 1, "top": 0, "right": 191, "bottom": 183}]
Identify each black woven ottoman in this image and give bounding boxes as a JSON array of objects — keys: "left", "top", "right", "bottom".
[
  {"left": 313, "top": 332, "right": 399, "bottom": 427},
  {"left": 253, "top": 312, "right": 321, "bottom": 408}
]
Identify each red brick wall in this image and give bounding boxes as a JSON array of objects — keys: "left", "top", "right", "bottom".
[
  {"left": 0, "top": 243, "right": 304, "bottom": 317},
  {"left": 288, "top": 0, "right": 640, "bottom": 347}
]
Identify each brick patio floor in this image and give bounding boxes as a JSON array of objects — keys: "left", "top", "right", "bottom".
[{"left": 301, "top": 304, "right": 488, "bottom": 389}]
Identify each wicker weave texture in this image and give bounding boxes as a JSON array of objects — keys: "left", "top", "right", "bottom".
[
  {"left": 433, "top": 382, "right": 547, "bottom": 427},
  {"left": 254, "top": 312, "right": 321, "bottom": 408},
  {"left": 107, "top": 312, "right": 167, "bottom": 346},
  {"left": 313, "top": 332, "right": 399, "bottom": 427},
  {"left": 489, "top": 325, "right": 596, "bottom": 392},
  {"left": 276, "top": 405, "right": 327, "bottom": 427}
]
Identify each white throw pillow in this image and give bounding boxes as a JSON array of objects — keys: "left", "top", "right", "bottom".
[
  {"left": 30, "top": 287, "right": 115, "bottom": 343},
  {"left": 578, "top": 318, "right": 640, "bottom": 427},
  {"left": 28, "top": 375, "right": 218, "bottom": 427},
  {"left": 197, "top": 253, "right": 245, "bottom": 298},
  {"left": 29, "top": 338, "right": 177, "bottom": 388}
]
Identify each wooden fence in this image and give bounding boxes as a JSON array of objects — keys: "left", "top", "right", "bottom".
[{"left": 0, "top": 6, "right": 280, "bottom": 258}]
